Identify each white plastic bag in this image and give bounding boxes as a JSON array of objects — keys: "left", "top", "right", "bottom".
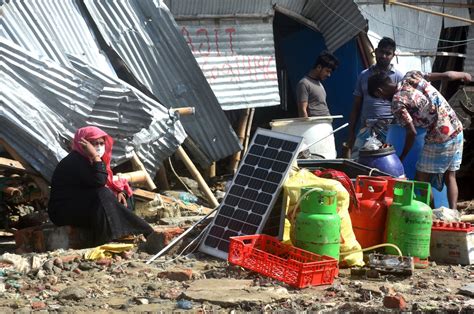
[{"left": 363, "top": 133, "right": 382, "bottom": 150}]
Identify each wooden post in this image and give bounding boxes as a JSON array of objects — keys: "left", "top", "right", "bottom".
[
  {"left": 243, "top": 108, "right": 255, "bottom": 155},
  {"left": 130, "top": 152, "right": 157, "bottom": 191},
  {"left": 175, "top": 146, "right": 219, "bottom": 208},
  {"left": 155, "top": 165, "right": 170, "bottom": 191},
  {"left": 207, "top": 161, "right": 216, "bottom": 180},
  {"left": 229, "top": 109, "right": 250, "bottom": 174}
]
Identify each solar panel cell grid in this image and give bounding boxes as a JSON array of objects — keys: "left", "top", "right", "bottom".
[{"left": 199, "top": 128, "right": 303, "bottom": 259}]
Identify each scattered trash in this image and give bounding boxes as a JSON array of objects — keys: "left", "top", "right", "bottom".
[
  {"left": 367, "top": 253, "right": 414, "bottom": 276},
  {"left": 178, "top": 192, "right": 199, "bottom": 204},
  {"left": 84, "top": 243, "right": 135, "bottom": 260},
  {"left": 458, "top": 283, "right": 474, "bottom": 297},
  {"left": 363, "top": 134, "right": 383, "bottom": 150},
  {"left": 176, "top": 299, "right": 193, "bottom": 310},
  {"left": 432, "top": 206, "right": 461, "bottom": 222}
]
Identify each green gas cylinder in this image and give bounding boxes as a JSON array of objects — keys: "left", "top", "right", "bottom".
[
  {"left": 295, "top": 187, "right": 340, "bottom": 260},
  {"left": 385, "top": 181, "right": 432, "bottom": 259}
]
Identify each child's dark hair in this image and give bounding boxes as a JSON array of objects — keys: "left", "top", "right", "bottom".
[
  {"left": 367, "top": 72, "right": 392, "bottom": 98},
  {"left": 313, "top": 51, "right": 339, "bottom": 71},
  {"left": 377, "top": 37, "right": 396, "bottom": 52}
]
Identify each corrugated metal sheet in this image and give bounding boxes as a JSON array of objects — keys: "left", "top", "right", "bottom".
[
  {"left": 166, "top": 0, "right": 365, "bottom": 110},
  {"left": 1, "top": 0, "right": 115, "bottom": 76},
  {"left": 301, "top": 0, "right": 367, "bottom": 53},
  {"left": 83, "top": 0, "right": 241, "bottom": 165},
  {"left": 443, "top": 0, "right": 471, "bottom": 28},
  {"left": 1, "top": 39, "right": 187, "bottom": 180},
  {"left": 357, "top": 1, "right": 444, "bottom": 73},
  {"left": 465, "top": 25, "right": 474, "bottom": 76},
  {"left": 166, "top": 0, "right": 366, "bottom": 52},
  {"left": 164, "top": 0, "right": 275, "bottom": 15},
  {"left": 176, "top": 19, "right": 280, "bottom": 110},
  {"left": 355, "top": 0, "right": 471, "bottom": 29}
]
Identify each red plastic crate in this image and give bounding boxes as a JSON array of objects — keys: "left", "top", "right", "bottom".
[{"left": 228, "top": 234, "right": 338, "bottom": 288}]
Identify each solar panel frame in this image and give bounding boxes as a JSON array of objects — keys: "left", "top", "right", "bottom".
[{"left": 199, "top": 128, "right": 303, "bottom": 259}]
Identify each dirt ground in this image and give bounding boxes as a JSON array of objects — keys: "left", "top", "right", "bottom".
[
  {"left": 0, "top": 230, "right": 473, "bottom": 312},
  {"left": 1, "top": 173, "right": 473, "bottom": 312}
]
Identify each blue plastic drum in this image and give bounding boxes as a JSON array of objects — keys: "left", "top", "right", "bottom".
[
  {"left": 386, "top": 124, "right": 448, "bottom": 208},
  {"left": 357, "top": 146, "right": 405, "bottom": 178}
]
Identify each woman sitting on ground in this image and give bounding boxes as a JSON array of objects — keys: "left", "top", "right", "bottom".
[{"left": 48, "top": 126, "right": 153, "bottom": 245}]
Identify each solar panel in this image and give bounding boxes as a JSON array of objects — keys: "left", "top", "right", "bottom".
[{"left": 199, "top": 128, "right": 303, "bottom": 259}]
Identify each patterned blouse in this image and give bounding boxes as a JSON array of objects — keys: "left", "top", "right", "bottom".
[{"left": 392, "top": 71, "right": 462, "bottom": 144}]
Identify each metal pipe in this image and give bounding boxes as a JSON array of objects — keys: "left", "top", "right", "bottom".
[{"left": 145, "top": 206, "right": 218, "bottom": 264}]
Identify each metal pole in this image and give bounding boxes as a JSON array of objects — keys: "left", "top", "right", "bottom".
[{"left": 145, "top": 207, "right": 218, "bottom": 264}]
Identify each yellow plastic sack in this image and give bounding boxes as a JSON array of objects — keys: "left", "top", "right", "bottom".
[
  {"left": 283, "top": 168, "right": 364, "bottom": 267},
  {"left": 84, "top": 243, "right": 135, "bottom": 260}
]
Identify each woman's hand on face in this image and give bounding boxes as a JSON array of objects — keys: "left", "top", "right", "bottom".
[
  {"left": 117, "top": 192, "right": 128, "bottom": 206},
  {"left": 79, "top": 138, "right": 100, "bottom": 161}
]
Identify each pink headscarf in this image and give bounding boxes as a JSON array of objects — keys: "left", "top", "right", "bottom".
[{"left": 72, "top": 126, "right": 133, "bottom": 197}]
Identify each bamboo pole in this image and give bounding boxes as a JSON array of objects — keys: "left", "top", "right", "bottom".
[
  {"left": 175, "top": 146, "right": 219, "bottom": 208},
  {"left": 130, "top": 152, "right": 157, "bottom": 191},
  {"left": 229, "top": 108, "right": 250, "bottom": 174},
  {"left": 461, "top": 215, "right": 474, "bottom": 223},
  {"left": 113, "top": 170, "right": 148, "bottom": 185},
  {"left": 388, "top": 0, "right": 474, "bottom": 24},
  {"left": 207, "top": 162, "right": 216, "bottom": 179},
  {"left": 243, "top": 108, "right": 255, "bottom": 155}
]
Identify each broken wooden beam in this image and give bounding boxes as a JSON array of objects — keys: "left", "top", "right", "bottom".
[
  {"left": 0, "top": 157, "right": 27, "bottom": 172},
  {"left": 113, "top": 170, "right": 148, "bottom": 186},
  {"left": 175, "top": 146, "right": 219, "bottom": 208},
  {"left": 130, "top": 152, "right": 157, "bottom": 191}
]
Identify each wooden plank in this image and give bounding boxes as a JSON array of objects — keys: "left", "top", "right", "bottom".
[
  {"left": 133, "top": 188, "right": 157, "bottom": 201},
  {"left": 0, "top": 157, "right": 27, "bottom": 172}
]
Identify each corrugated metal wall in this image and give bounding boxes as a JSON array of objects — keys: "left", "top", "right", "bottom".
[
  {"left": 1, "top": 39, "right": 187, "bottom": 180},
  {"left": 166, "top": 0, "right": 366, "bottom": 110},
  {"left": 356, "top": 0, "right": 471, "bottom": 73},
  {"left": 301, "top": 0, "right": 367, "bottom": 52},
  {"left": 166, "top": 0, "right": 366, "bottom": 53},
  {"left": 176, "top": 18, "right": 280, "bottom": 110}
]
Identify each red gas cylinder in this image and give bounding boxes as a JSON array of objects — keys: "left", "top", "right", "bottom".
[
  {"left": 378, "top": 176, "right": 406, "bottom": 206},
  {"left": 351, "top": 176, "right": 389, "bottom": 248}
]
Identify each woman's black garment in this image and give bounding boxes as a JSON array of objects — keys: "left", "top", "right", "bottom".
[{"left": 48, "top": 151, "right": 153, "bottom": 245}]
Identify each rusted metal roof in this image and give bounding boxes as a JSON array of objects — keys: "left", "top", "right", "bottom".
[{"left": 1, "top": 39, "right": 187, "bottom": 180}]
